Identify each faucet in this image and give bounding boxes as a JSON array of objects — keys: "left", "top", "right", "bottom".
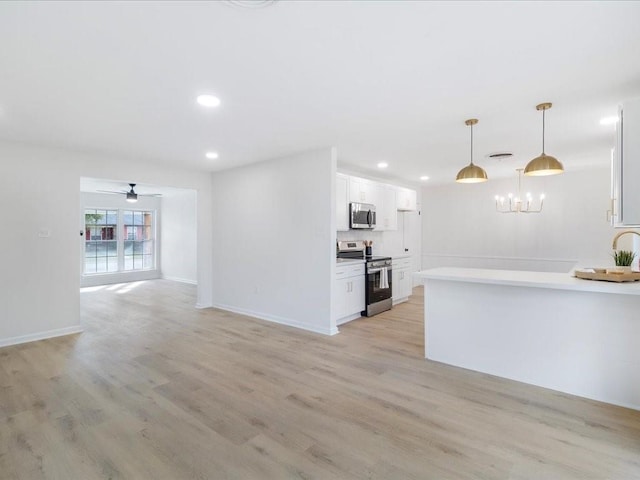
[{"left": 611, "top": 230, "right": 640, "bottom": 249}]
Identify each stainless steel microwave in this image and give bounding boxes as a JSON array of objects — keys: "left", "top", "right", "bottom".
[{"left": 350, "top": 202, "right": 376, "bottom": 229}]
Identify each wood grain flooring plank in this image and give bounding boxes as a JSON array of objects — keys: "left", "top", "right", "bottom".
[{"left": 0, "top": 280, "right": 638, "bottom": 479}]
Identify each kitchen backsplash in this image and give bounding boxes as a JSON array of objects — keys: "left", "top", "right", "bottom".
[{"left": 336, "top": 213, "right": 405, "bottom": 256}]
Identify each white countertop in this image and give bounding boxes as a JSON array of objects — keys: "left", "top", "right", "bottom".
[{"left": 415, "top": 267, "right": 640, "bottom": 296}]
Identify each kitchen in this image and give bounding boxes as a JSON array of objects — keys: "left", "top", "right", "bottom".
[
  {"left": 2, "top": 2, "right": 640, "bottom": 478},
  {"left": 333, "top": 172, "right": 420, "bottom": 326}
]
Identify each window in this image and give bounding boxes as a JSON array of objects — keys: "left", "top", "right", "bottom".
[
  {"left": 84, "top": 209, "right": 118, "bottom": 273},
  {"left": 123, "top": 210, "right": 154, "bottom": 271},
  {"left": 84, "top": 208, "right": 155, "bottom": 275}
]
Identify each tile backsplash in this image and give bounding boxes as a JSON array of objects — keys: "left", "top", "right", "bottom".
[{"left": 336, "top": 214, "right": 405, "bottom": 257}]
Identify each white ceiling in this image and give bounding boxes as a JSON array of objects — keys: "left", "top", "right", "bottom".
[{"left": 1, "top": 1, "right": 639, "bottom": 186}]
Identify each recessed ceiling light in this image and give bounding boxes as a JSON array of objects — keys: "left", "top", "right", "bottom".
[
  {"left": 600, "top": 116, "right": 619, "bottom": 125},
  {"left": 205, "top": 152, "right": 219, "bottom": 160},
  {"left": 197, "top": 94, "right": 221, "bottom": 108},
  {"left": 420, "top": 176, "right": 430, "bottom": 181},
  {"left": 377, "top": 162, "right": 388, "bottom": 169}
]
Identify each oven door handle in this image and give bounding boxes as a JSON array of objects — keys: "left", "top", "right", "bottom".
[{"left": 368, "top": 267, "right": 391, "bottom": 273}]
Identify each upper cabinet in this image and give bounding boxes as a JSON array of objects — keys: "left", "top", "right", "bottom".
[
  {"left": 612, "top": 98, "right": 640, "bottom": 227},
  {"left": 379, "top": 186, "right": 398, "bottom": 231},
  {"left": 336, "top": 173, "right": 416, "bottom": 231},
  {"left": 349, "top": 177, "right": 382, "bottom": 206},
  {"left": 396, "top": 187, "right": 417, "bottom": 211}
]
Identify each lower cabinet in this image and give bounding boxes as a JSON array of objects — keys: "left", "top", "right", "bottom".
[
  {"left": 392, "top": 257, "right": 412, "bottom": 304},
  {"left": 333, "top": 263, "right": 365, "bottom": 325}
]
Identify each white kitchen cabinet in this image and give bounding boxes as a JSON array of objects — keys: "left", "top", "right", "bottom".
[
  {"left": 378, "top": 186, "right": 398, "bottom": 231},
  {"left": 349, "top": 177, "right": 382, "bottom": 207},
  {"left": 612, "top": 98, "right": 640, "bottom": 227},
  {"left": 336, "top": 173, "right": 350, "bottom": 231},
  {"left": 336, "top": 173, "right": 416, "bottom": 232},
  {"left": 333, "top": 263, "right": 365, "bottom": 325},
  {"left": 392, "top": 257, "right": 412, "bottom": 304},
  {"left": 396, "top": 187, "right": 417, "bottom": 211}
]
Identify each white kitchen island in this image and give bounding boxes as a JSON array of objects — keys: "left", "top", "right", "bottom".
[{"left": 416, "top": 267, "right": 640, "bottom": 410}]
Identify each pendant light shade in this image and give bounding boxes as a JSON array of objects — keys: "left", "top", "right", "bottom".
[
  {"left": 456, "top": 118, "right": 488, "bottom": 183},
  {"left": 524, "top": 103, "right": 564, "bottom": 176}
]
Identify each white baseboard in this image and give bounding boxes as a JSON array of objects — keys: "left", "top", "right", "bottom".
[
  {"left": 211, "top": 303, "right": 338, "bottom": 336},
  {"left": 162, "top": 275, "right": 198, "bottom": 285},
  {"left": 392, "top": 297, "right": 409, "bottom": 306},
  {"left": 81, "top": 270, "right": 160, "bottom": 287},
  {"left": 336, "top": 312, "right": 362, "bottom": 326},
  {"left": 0, "top": 325, "right": 83, "bottom": 349}
]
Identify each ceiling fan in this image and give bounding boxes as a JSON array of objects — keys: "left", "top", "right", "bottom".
[{"left": 97, "top": 183, "right": 162, "bottom": 203}]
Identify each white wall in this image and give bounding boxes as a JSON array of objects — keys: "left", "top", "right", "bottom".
[
  {"left": 161, "top": 189, "right": 198, "bottom": 284},
  {"left": 0, "top": 151, "right": 82, "bottom": 346},
  {"left": 211, "top": 148, "right": 336, "bottom": 335},
  {"left": 421, "top": 167, "right": 617, "bottom": 272},
  {"left": 80, "top": 192, "right": 162, "bottom": 287},
  {"left": 0, "top": 141, "right": 213, "bottom": 347}
]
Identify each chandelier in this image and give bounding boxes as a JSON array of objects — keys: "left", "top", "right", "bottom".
[{"left": 495, "top": 169, "right": 545, "bottom": 213}]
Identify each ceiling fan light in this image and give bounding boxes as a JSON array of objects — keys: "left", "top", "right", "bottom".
[
  {"left": 126, "top": 191, "right": 138, "bottom": 203},
  {"left": 456, "top": 163, "right": 488, "bottom": 183},
  {"left": 524, "top": 153, "right": 564, "bottom": 176}
]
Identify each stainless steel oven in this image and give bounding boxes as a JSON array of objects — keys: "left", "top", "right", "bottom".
[{"left": 364, "top": 257, "right": 392, "bottom": 316}]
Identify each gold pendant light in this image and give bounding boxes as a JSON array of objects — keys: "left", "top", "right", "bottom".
[
  {"left": 524, "top": 102, "right": 564, "bottom": 176},
  {"left": 456, "top": 118, "right": 488, "bottom": 183}
]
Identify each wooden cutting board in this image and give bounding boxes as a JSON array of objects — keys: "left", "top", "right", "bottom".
[{"left": 575, "top": 270, "right": 640, "bottom": 282}]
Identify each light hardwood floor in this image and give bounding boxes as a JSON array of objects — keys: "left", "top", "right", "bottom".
[{"left": 1, "top": 280, "right": 640, "bottom": 479}]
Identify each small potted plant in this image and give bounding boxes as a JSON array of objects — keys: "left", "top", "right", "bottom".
[{"left": 611, "top": 250, "right": 636, "bottom": 273}]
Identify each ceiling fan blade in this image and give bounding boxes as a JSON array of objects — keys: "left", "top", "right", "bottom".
[
  {"left": 96, "top": 189, "right": 127, "bottom": 195},
  {"left": 138, "top": 193, "right": 163, "bottom": 197}
]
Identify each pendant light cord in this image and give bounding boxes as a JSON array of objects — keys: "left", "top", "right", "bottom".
[
  {"left": 542, "top": 108, "right": 546, "bottom": 154},
  {"left": 470, "top": 123, "right": 474, "bottom": 165}
]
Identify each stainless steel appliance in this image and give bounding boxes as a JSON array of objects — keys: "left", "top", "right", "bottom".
[
  {"left": 364, "top": 257, "right": 392, "bottom": 317},
  {"left": 349, "top": 202, "right": 376, "bottom": 229},
  {"left": 336, "top": 240, "right": 392, "bottom": 317}
]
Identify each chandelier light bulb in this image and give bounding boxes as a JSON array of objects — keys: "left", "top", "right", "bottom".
[{"left": 496, "top": 168, "right": 545, "bottom": 214}]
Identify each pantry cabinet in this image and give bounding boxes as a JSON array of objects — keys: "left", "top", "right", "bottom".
[{"left": 611, "top": 97, "right": 640, "bottom": 227}]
